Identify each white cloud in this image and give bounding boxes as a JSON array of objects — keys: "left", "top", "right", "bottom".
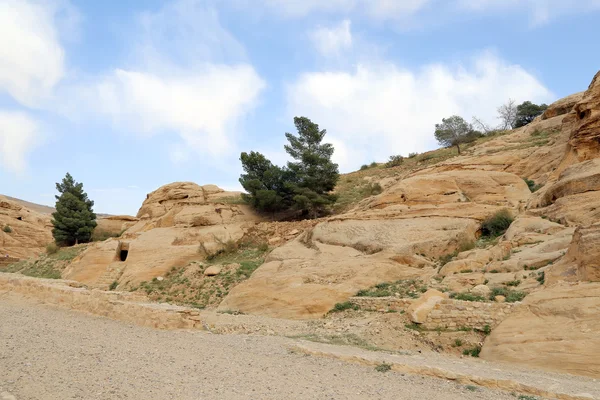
[
  {"left": 250, "top": 0, "right": 600, "bottom": 25},
  {"left": 457, "top": 0, "right": 600, "bottom": 25},
  {"left": 311, "top": 20, "right": 353, "bottom": 56},
  {"left": 71, "top": 0, "right": 266, "bottom": 159},
  {"left": 0, "top": 111, "right": 40, "bottom": 174},
  {"left": 91, "top": 66, "right": 264, "bottom": 155},
  {"left": 256, "top": 0, "right": 431, "bottom": 18},
  {"left": 287, "top": 51, "right": 553, "bottom": 172},
  {"left": 0, "top": 0, "right": 65, "bottom": 107}
]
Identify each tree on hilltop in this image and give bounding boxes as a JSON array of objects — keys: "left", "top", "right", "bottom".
[
  {"left": 52, "top": 173, "right": 97, "bottom": 246},
  {"left": 434, "top": 115, "right": 473, "bottom": 155},
  {"left": 239, "top": 117, "right": 339, "bottom": 218},
  {"left": 497, "top": 99, "right": 518, "bottom": 130},
  {"left": 515, "top": 101, "right": 548, "bottom": 128},
  {"left": 285, "top": 117, "right": 339, "bottom": 218}
]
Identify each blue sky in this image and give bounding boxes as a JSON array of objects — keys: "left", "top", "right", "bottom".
[{"left": 1, "top": 0, "right": 599, "bottom": 215}]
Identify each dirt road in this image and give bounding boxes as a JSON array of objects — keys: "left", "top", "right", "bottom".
[{"left": 0, "top": 294, "right": 519, "bottom": 400}]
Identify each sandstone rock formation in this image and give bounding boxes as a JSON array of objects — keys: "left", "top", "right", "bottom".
[
  {"left": 407, "top": 289, "right": 448, "bottom": 323},
  {"left": 480, "top": 282, "right": 600, "bottom": 378},
  {"left": 63, "top": 183, "right": 260, "bottom": 288},
  {"left": 0, "top": 195, "right": 52, "bottom": 259}
]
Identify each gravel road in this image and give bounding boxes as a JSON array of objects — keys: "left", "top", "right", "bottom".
[{"left": 0, "top": 294, "right": 520, "bottom": 400}]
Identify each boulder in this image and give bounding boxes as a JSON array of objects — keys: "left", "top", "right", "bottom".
[
  {"left": 0, "top": 196, "right": 53, "bottom": 259},
  {"left": 407, "top": 289, "right": 448, "bottom": 323},
  {"left": 481, "top": 283, "right": 600, "bottom": 378},
  {"left": 546, "top": 223, "right": 600, "bottom": 284},
  {"left": 470, "top": 284, "right": 491, "bottom": 298},
  {"left": 203, "top": 266, "right": 222, "bottom": 276}
]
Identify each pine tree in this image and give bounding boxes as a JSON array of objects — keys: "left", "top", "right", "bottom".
[
  {"left": 239, "top": 151, "right": 291, "bottom": 212},
  {"left": 239, "top": 117, "right": 339, "bottom": 218},
  {"left": 51, "top": 173, "right": 97, "bottom": 246},
  {"left": 285, "top": 117, "right": 339, "bottom": 217}
]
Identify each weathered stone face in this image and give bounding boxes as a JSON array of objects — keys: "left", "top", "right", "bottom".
[{"left": 0, "top": 196, "right": 52, "bottom": 259}]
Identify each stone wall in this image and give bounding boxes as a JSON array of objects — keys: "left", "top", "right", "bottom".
[
  {"left": 349, "top": 296, "right": 414, "bottom": 312},
  {"left": 0, "top": 257, "right": 20, "bottom": 267},
  {"left": 0, "top": 272, "right": 206, "bottom": 330},
  {"left": 423, "top": 299, "right": 519, "bottom": 330},
  {"left": 350, "top": 296, "right": 518, "bottom": 331}
]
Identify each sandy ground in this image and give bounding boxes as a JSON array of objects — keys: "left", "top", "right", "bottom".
[{"left": 0, "top": 294, "right": 519, "bottom": 400}]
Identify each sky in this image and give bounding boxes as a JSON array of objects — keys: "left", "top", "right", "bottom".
[{"left": 1, "top": 0, "right": 599, "bottom": 215}]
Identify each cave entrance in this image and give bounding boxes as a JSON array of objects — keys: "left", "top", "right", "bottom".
[{"left": 116, "top": 242, "right": 130, "bottom": 262}]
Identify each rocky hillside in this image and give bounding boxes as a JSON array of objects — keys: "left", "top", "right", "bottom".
[
  {"left": 0, "top": 195, "right": 53, "bottom": 258},
  {"left": 2, "top": 70, "right": 599, "bottom": 379}
]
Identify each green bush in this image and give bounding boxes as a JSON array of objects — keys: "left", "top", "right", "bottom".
[
  {"left": 462, "top": 346, "right": 481, "bottom": 357},
  {"left": 489, "top": 287, "right": 526, "bottom": 302},
  {"left": 369, "top": 161, "right": 378, "bottom": 168},
  {"left": 3, "top": 225, "right": 12, "bottom": 233},
  {"left": 523, "top": 178, "right": 542, "bottom": 192},
  {"left": 450, "top": 292, "right": 486, "bottom": 302},
  {"left": 505, "top": 280, "right": 521, "bottom": 287},
  {"left": 408, "top": 152, "right": 418, "bottom": 158},
  {"left": 481, "top": 209, "right": 513, "bottom": 238},
  {"left": 46, "top": 243, "right": 59, "bottom": 255},
  {"left": 109, "top": 281, "right": 118, "bottom": 291},
  {"left": 385, "top": 155, "right": 404, "bottom": 168},
  {"left": 536, "top": 271, "right": 545, "bottom": 285},
  {"left": 375, "top": 363, "right": 392, "bottom": 372},
  {"left": 366, "top": 182, "right": 383, "bottom": 196},
  {"left": 330, "top": 301, "right": 359, "bottom": 313},
  {"left": 360, "top": 164, "right": 369, "bottom": 171}
]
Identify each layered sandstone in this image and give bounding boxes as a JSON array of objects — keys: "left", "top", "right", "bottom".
[
  {"left": 63, "top": 183, "right": 260, "bottom": 288},
  {"left": 0, "top": 196, "right": 52, "bottom": 259}
]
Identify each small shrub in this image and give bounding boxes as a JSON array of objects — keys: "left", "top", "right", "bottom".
[
  {"left": 369, "top": 161, "right": 378, "bottom": 168},
  {"left": 505, "top": 280, "right": 521, "bottom": 287},
  {"left": 3, "top": 225, "right": 12, "bottom": 233},
  {"left": 536, "top": 271, "right": 545, "bottom": 285},
  {"left": 523, "top": 178, "right": 542, "bottom": 193},
  {"left": 460, "top": 269, "right": 473, "bottom": 273},
  {"left": 404, "top": 323, "right": 423, "bottom": 331},
  {"left": 518, "top": 396, "right": 538, "bottom": 400},
  {"left": 481, "top": 209, "right": 514, "bottom": 238},
  {"left": 462, "top": 346, "right": 481, "bottom": 357},
  {"left": 360, "top": 164, "right": 369, "bottom": 171},
  {"left": 375, "top": 363, "right": 392, "bottom": 372},
  {"left": 257, "top": 242, "right": 269, "bottom": 252},
  {"left": 489, "top": 287, "right": 526, "bottom": 302},
  {"left": 450, "top": 292, "right": 486, "bottom": 302},
  {"left": 453, "top": 339, "right": 463, "bottom": 347},
  {"left": 330, "top": 301, "right": 359, "bottom": 313},
  {"left": 482, "top": 324, "right": 491, "bottom": 335},
  {"left": 465, "top": 385, "right": 478, "bottom": 392},
  {"left": 366, "top": 182, "right": 383, "bottom": 196},
  {"left": 46, "top": 243, "right": 59, "bottom": 255},
  {"left": 109, "top": 281, "right": 118, "bottom": 291},
  {"left": 408, "top": 152, "right": 418, "bottom": 158},
  {"left": 489, "top": 269, "right": 500, "bottom": 273},
  {"left": 385, "top": 155, "right": 404, "bottom": 168},
  {"left": 506, "top": 291, "right": 526, "bottom": 303},
  {"left": 439, "top": 251, "right": 458, "bottom": 266}
]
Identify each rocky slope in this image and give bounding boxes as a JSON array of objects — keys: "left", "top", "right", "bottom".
[
  {"left": 3, "top": 70, "right": 599, "bottom": 379},
  {"left": 62, "top": 183, "right": 262, "bottom": 287},
  {"left": 0, "top": 195, "right": 53, "bottom": 258}
]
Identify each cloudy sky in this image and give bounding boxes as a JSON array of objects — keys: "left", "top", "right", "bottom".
[{"left": 1, "top": 0, "right": 599, "bottom": 215}]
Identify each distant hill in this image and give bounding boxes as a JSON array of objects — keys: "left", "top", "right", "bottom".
[
  {"left": 0, "top": 195, "right": 56, "bottom": 215},
  {"left": 0, "top": 194, "right": 111, "bottom": 217}
]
